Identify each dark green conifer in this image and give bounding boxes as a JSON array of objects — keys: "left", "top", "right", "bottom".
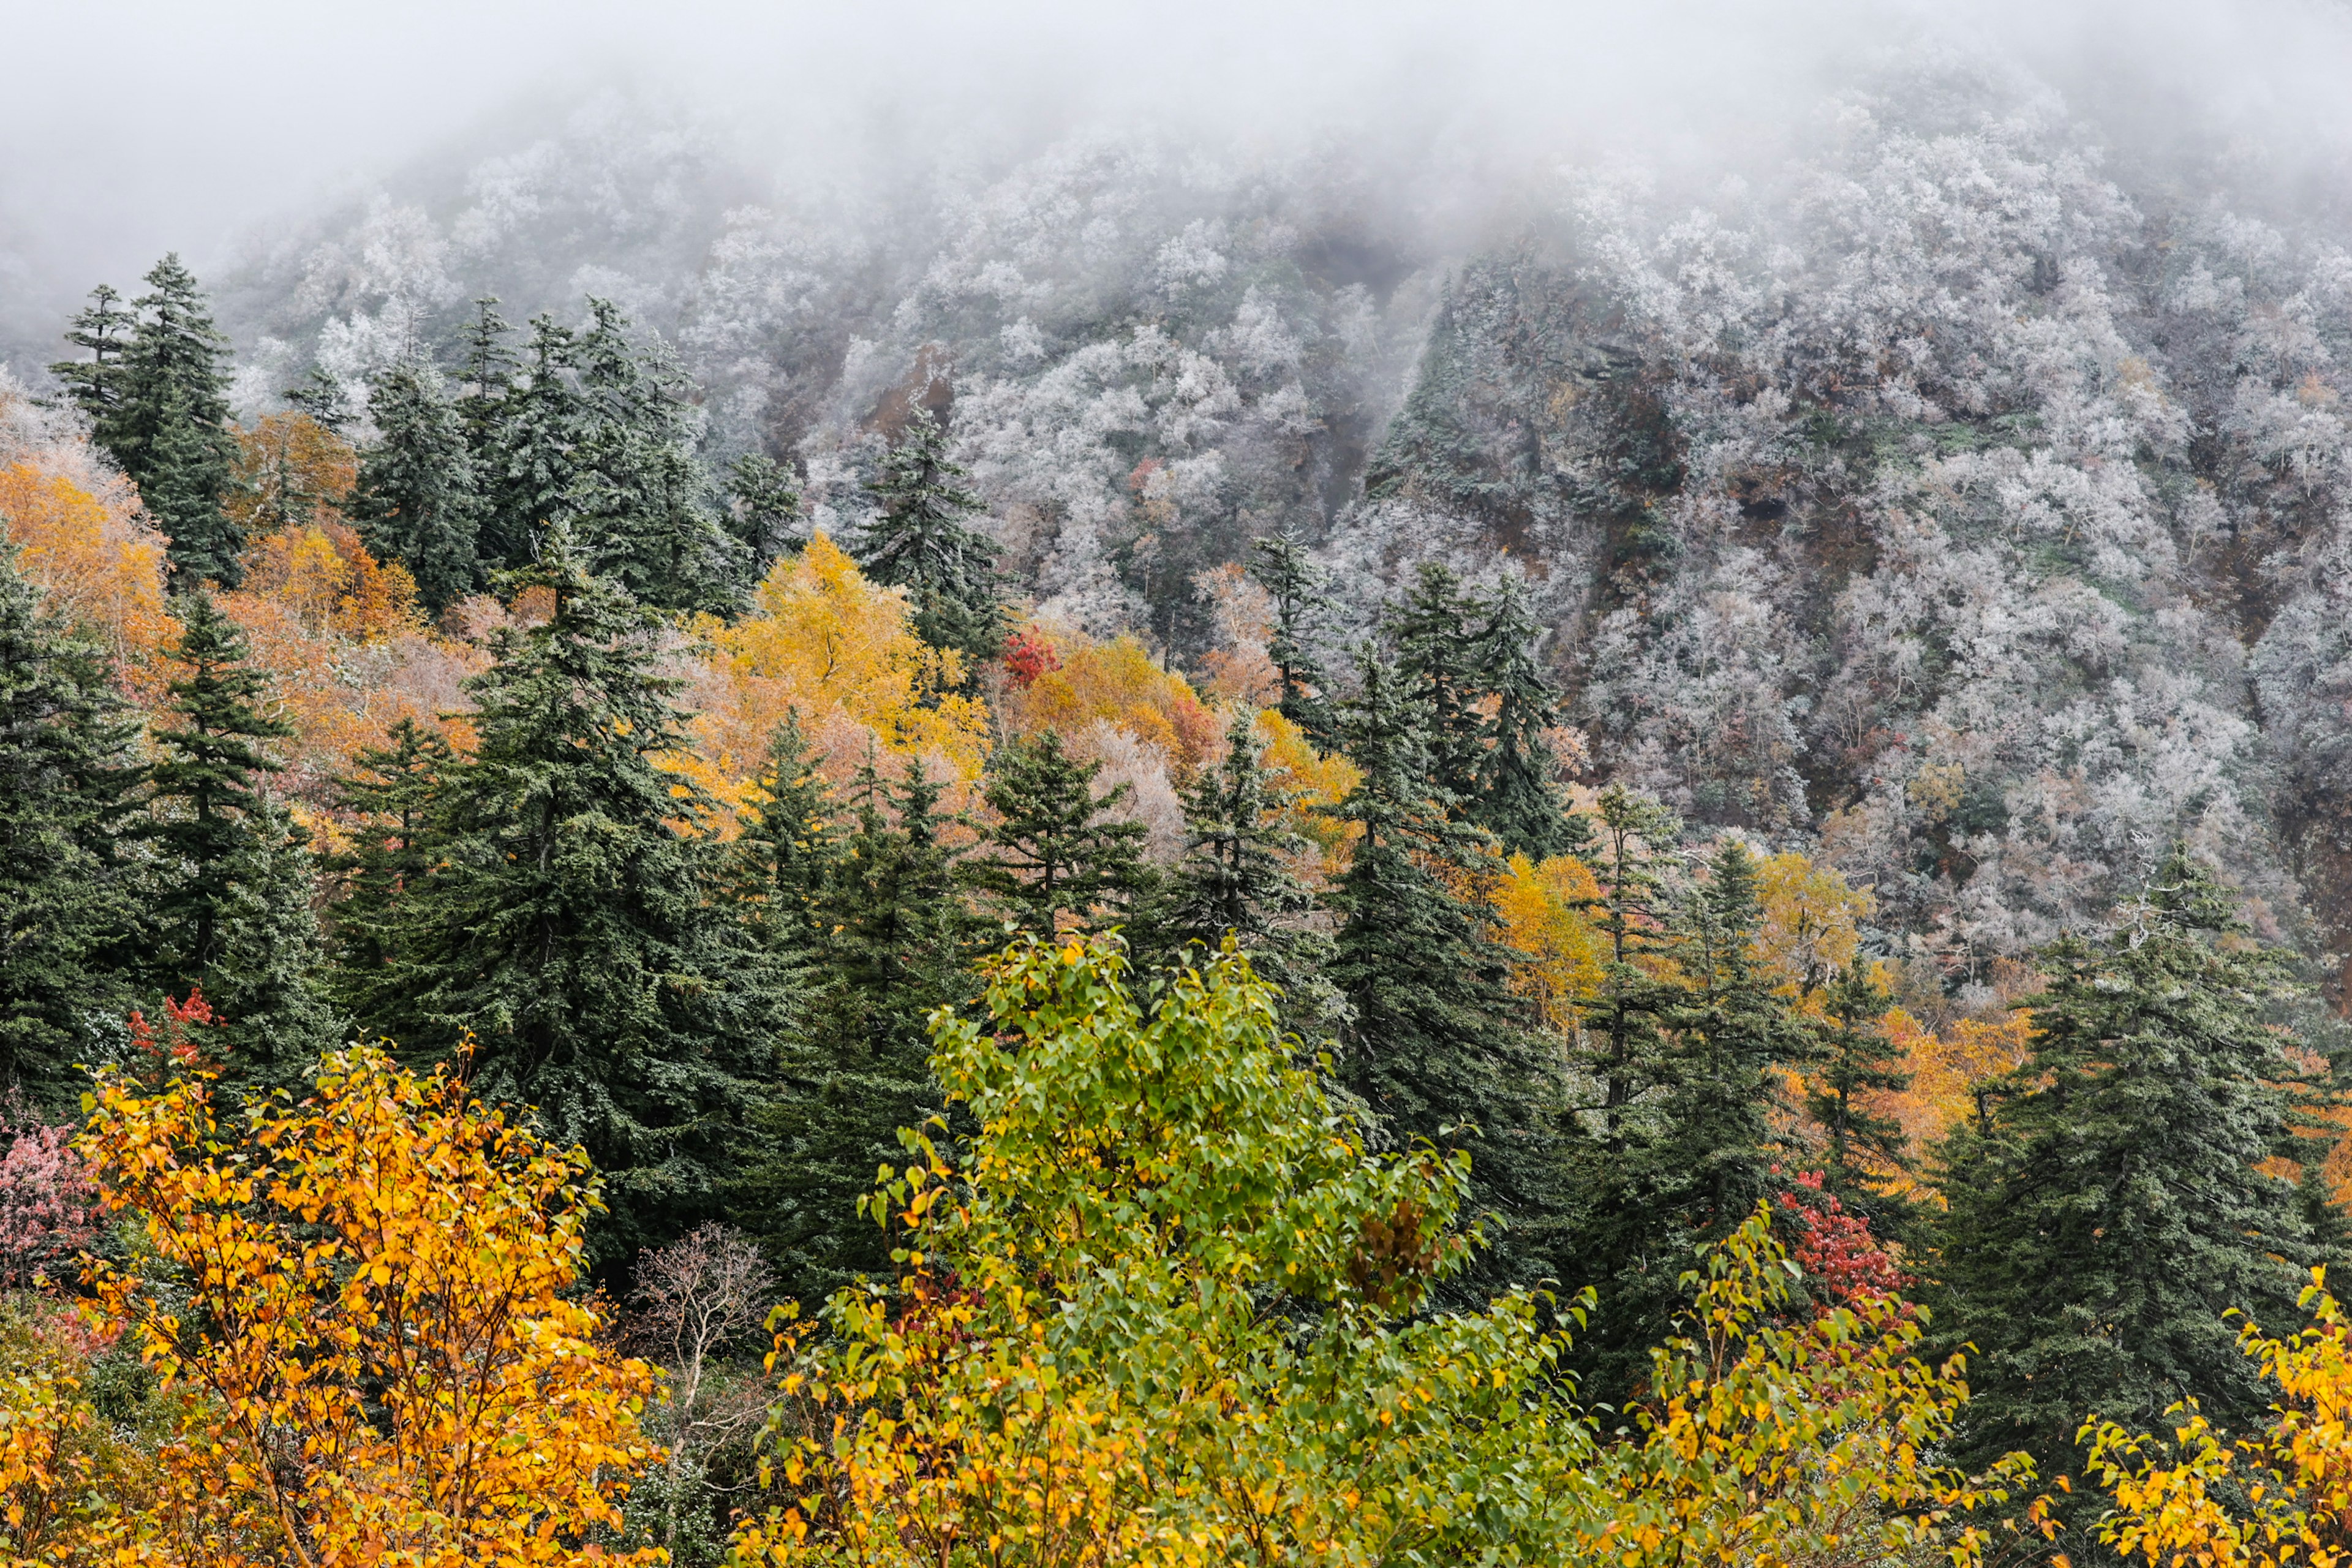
[
  {"left": 727, "top": 453, "right": 802, "bottom": 576},
  {"left": 1466, "top": 574, "right": 1588, "bottom": 859},
  {"left": 0, "top": 546, "right": 138, "bottom": 1109},
  {"left": 1934, "top": 850, "right": 2322, "bottom": 1483},
  {"left": 282, "top": 368, "right": 353, "bottom": 431},
  {"left": 1572, "top": 783, "right": 1683, "bottom": 1150},
  {"left": 961, "top": 729, "right": 1156, "bottom": 938},
  {"left": 1389, "top": 562, "right": 1485, "bottom": 803},
  {"left": 327, "top": 718, "right": 455, "bottom": 1001},
  {"left": 361, "top": 526, "right": 791, "bottom": 1257},
  {"left": 471, "top": 312, "right": 579, "bottom": 574},
  {"left": 49, "top": 284, "right": 134, "bottom": 432},
  {"left": 858, "top": 409, "right": 1005, "bottom": 675},
  {"left": 1807, "top": 965, "right": 1910, "bottom": 1204},
  {"left": 139, "top": 591, "right": 336, "bottom": 1083},
  {"left": 1248, "top": 532, "right": 1336, "bottom": 745},
  {"left": 728, "top": 715, "right": 838, "bottom": 956},
  {"left": 350, "top": 360, "right": 483, "bottom": 614}
]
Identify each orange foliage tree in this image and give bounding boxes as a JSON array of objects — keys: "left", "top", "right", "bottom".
[
  {"left": 225, "top": 413, "right": 358, "bottom": 542},
  {"left": 0, "top": 462, "right": 175, "bottom": 684},
  {"left": 1490, "top": 850, "right": 1607, "bottom": 1035},
  {"left": 995, "top": 625, "right": 1219, "bottom": 775},
  {"left": 42, "top": 1042, "right": 664, "bottom": 1568}
]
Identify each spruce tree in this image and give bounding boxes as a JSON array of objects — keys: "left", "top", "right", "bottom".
[
  {"left": 1934, "top": 851, "right": 2322, "bottom": 1483},
  {"left": 727, "top": 714, "right": 839, "bottom": 957},
  {"left": 94, "top": 257, "right": 242, "bottom": 583},
  {"left": 0, "top": 546, "right": 138, "bottom": 1109},
  {"left": 49, "top": 284, "right": 134, "bottom": 434},
  {"left": 1324, "top": 649, "right": 1559, "bottom": 1293},
  {"left": 1466, "top": 575, "right": 1588, "bottom": 859},
  {"left": 1389, "top": 562, "right": 1485, "bottom": 804},
  {"left": 1248, "top": 532, "right": 1336, "bottom": 745},
  {"left": 1572, "top": 783, "right": 1683, "bottom": 1150},
  {"left": 858, "top": 409, "right": 1005, "bottom": 675},
  {"left": 736, "top": 752, "right": 966, "bottom": 1303},
  {"left": 139, "top": 592, "right": 336, "bottom": 1084},
  {"left": 726, "top": 453, "right": 802, "bottom": 576},
  {"left": 1806, "top": 965, "right": 1910, "bottom": 1204},
  {"left": 471, "top": 311, "right": 579, "bottom": 574},
  {"left": 363, "top": 526, "right": 792, "bottom": 1257},
  {"left": 961, "top": 729, "right": 1156, "bottom": 938},
  {"left": 350, "top": 360, "right": 483, "bottom": 614},
  {"left": 327, "top": 717, "right": 455, "bottom": 1001}
]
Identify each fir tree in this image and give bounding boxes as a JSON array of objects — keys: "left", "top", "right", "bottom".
[
  {"left": 1466, "top": 574, "right": 1588, "bottom": 859},
  {"left": 0, "top": 546, "right": 138, "bottom": 1109},
  {"left": 1248, "top": 532, "right": 1336, "bottom": 745},
  {"left": 858, "top": 409, "right": 1005, "bottom": 676},
  {"left": 737, "top": 753, "right": 965, "bottom": 1303},
  {"left": 1389, "top": 562, "right": 1485, "bottom": 804},
  {"left": 327, "top": 717, "right": 455, "bottom": 997},
  {"left": 282, "top": 368, "right": 353, "bottom": 431},
  {"left": 1934, "top": 850, "right": 2323, "bottom": 1482},
  {"left": 728, "top": 714, "right": 838, "bottom": 956},
  {"left": 139, "top": 591, "right": 335, "bottom": 1084},
  {"left": 48, "top": 284, "right": 133, "bottom": 433},
  {"left": 363, "top": 526, "right": 792, "bottom": 1257},
  {"left": 99, "top": 257, "right": 242, "bottom": 583},
  {"left": 961, "top": 728, "right": 1156, "bottom": 938},
  {"left": 471, "top": 311, "right": 579, "bottom": 574},
  {"left": 1806, "top": 965, "right": 1910, "bottom": 1205},
  {"left": 1572, "top": 783, "right": 1683, "bottom": 1150},
  {"left": 726, "top": 453, "right": 802, "bottom": 575},
  {"left": 350, "top": 360, "right": 483, "bottom": 613},
  {"left": 1324, "top": 648, "right": 1559, "bottom": 1292}
]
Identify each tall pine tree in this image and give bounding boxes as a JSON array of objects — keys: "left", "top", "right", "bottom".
[
  {"left": 327, "top": 717, "right": 455, "bottom": 1002},
  {"left": 1248, "top": 532, "right": 1336, "bottom": 745},
  {"left": 350, "top": 360, "right": 483, "bottom": 613},
  {"left": 962, "top": 729, "right": 1156, "bottom": 938},
  {"left": 1466, "top": 574, "right": 1586, "bottom": 859},
  {"left": 470, "top": 311, "right": 579, "bottom": 575},
  {"left": 0, "top": 546, "right": 138, "bottom": 1109},
  {"left": 359, "top": 526, "right": 793, "bottom": 1257},
  {"left": 1934, "top": 850, "right": 2323, "bottom": 1483},
  {"left": 858, "top": 409, "right": 1005, "bottom": 677}
]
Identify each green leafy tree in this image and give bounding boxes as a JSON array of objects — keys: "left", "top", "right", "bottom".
[
  {"left": 1324, "top": 649, "right": 1559, "bottom": 1295},
  {"left": 1934, "top": 850, "right": 2325, "bottom": 1483},
  {"left": 350, "top": 360, "right": 483, "bottom": 613},
  {"left": 0, "top": 546, "right": 138, "bottom": 1109},
  {"left": 857, "top": 409, "right": 1005, "bottom": 676},
  {"left": 138, "top": 591, "right": 336, "bottom": 1083},
  {"left": 361, "top": 526, "right": 793, "bottom": 1257},
  {"left": 961, "top": 729, "right": 1156, "bottom": 939},
  {"left": 1248, "top": 532, "right": 1337, "bottom": 745}
]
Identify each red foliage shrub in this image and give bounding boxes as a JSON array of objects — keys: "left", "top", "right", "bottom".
[
  {"left": 1001, "top": 628, "right": 1062, "bottom": 689},
  {"left": 1774, "top": 1169, "right": 1907, "bottom": 1309}
]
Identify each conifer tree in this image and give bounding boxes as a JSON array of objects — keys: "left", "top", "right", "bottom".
[
  {"left": 1324, "top": 649, "right": 1559, "bottom": 1293},
  {"left": 327, "top": 718, "right": 455, "bottom": 998},
  {"left": 858, "top": 409, "right": 1005, "bottom": 675},
  {"left": 1572, "top": 783, "right": 1683, "bottom": 1149},
  {"left": 139, "top": 591, "right": 336, "bottom": 1083},
  {"left": 49, "top": 284, "right": 133, "bottom": 432},
  {"left": 726, "top": 453, "right": 802, "bottom": 575},
  {"left": 1390, "top": 562, "right": 1485, "bottom": 803},
  {"left": 361, "top": 526, "right": 791, "bottom": 1256},
  {"left": 350, "top": 360, "right": 483, "bottom": 613},
  {"left": 727, "top": 715, "right": 838, "bottom": 956},
  {"left": 0, "top": 546, "right": 138, "bottom": 1109},
  {"left": 962, "top": 729, "right": 1156, "bottom": 938},
  {"left": 1248, "top": 532, "right": 1336, "bottom": 745},
  {"left": 737, "top": 753, "right": 965, "bottom": 1302},
  {"left": 63, "top": 257, "right": 243, "bottom": 583},
  {"left": 1934, "top": 850, "right": 2323, "bottom": 1482},
  {"left": 1806, "top": 965, "right": 1910, "bottom": 1204},
  {"left": 470, "top": 311, "right": 579, "bottom": 573},
  {"left": 1466, "top": 574, "right": 1588, "bottom": 859}
]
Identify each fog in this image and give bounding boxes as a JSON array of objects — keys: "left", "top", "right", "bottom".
[{"left": 13, "top": 0, "right": 2352, "bottom": 356}]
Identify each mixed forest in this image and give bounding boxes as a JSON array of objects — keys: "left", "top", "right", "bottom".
[{"left": 6, "top": 41, "right": 2352, "bottom": 1568}]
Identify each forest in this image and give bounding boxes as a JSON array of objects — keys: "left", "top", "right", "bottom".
[{"left": 5, "top": 20, "right": 2352, "bottom": 1567}]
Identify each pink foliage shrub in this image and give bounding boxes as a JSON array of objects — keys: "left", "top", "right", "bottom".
[{"left": 0, "top": 1123, "right": 101, "bottom": 1289}]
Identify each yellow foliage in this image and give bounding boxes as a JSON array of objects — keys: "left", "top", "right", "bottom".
[
  {"left": 236, "top": 520, "right": 420, "bottom": 643},
  {"left": 1491, "top": 851, "right": 1607, "bottom": 1033},
  {"left": 53, "top": 1042, "right": 663, "bottom": 1568},
  {"left": 695, "top": 533, "right": 990, "bottom": 812},
  {"left": 0, "top": 462, "right": 176, "bottom": 682},
  {"left": 998, "top": 627, "right": 1220, "bottom": 774},
  {"left": 1253, "top": 707, "right": 1361, "bottom": 876},
  {"left": 1755, "top": 849, "right": 1874, "bottom": 1001},
  {"left": 225, "top": 413, "right": 357, "bottom": 539}
]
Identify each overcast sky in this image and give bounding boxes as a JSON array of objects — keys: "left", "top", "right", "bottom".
[{"left": 8, "top": 0, "right": 2352, "bottom": 334}]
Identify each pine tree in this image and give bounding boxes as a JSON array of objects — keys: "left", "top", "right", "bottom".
[
  {"left": 350, "top": 360, "right": 483, "bottom": 613},
  {"left": 1324, "top": 648, "right": 1559, "bottom": 1293},
  {"left": 1389, "top": 562, "right": 1485, "bottom": 804},
  {"left": 961, "top": 729, "right": 1156, "bottom": 938},
  {"left": 728, "top": 715, "right": 838, "bottom": 956},
  {"left": 1806, "top": 965, "right": 1910, "bottom": 1204},
  {"left": 736, "top": 752, "right": 966, "bottom": 1303},
  {"left": 471, "top": 311, "right": 579, "bottom": 574},
  {"left": 362, "top": 526, "right": 793, "bottom": 1257},
  {"left": 858, "top": 409, "right": 1005, "bottom": 676},
  {"left": 1248, "top": 532, "right": 1336, "bottom": 745},
  {"left": 1160, "top": 704, "right": 1337, "bottom": 1030},
  {"left": 726, "top": 453, "right": 802, "bottom": 576},
  {"left": 282, "top": 368, "right": 353, "bottom": 431},
  {"left": 0, "top": 546, "right": 138, "bottom": 1110},
  {"left": 1572, "top": 783, "right": 1683, "bottom": 1150},
  {"left": 327, "top": 717, "right": 455, "bottom": 999},
  {"left": 48, "top": 284, "right": 134, "bottom": 434},
  {"left": 102, "top": 257, "right": 243, "bottom": 583},
  {"left": 564, "top": 300, "right": 748, "bottom": 612},
  {"left": 138, "top": 591, "right": 336, "bottom": 1084},
  {"left": 1934, "top": 850, "right": 2322, "bottom": 1482},
  {"left": 1466, "top": 574, "right": 1588, "bottom": 859}
]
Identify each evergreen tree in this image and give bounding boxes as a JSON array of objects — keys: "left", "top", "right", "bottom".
[
  {"left": 726, "top": 453, "right": 802, "bottom": 576},
  {"left": 48, "top": 284, "right": 133, "bottom": 432},
  {"left": 75, "top": 257, "right": 243, "bottom": 583},
  {"left": 1934, "top": 851, "right": 2323, "bottom": 1483},
  {"left": 282, "top": 368, "right": 353, "bottom": 431},
  {"left": 727, "top": 715, "right": 838, "bottom": 956},
  {"left": 962, "top": 729, "right": 1156, "bottom": 938},
  {"left": 139, "top": 591, "right": 336, "bottom": 1084},
  {"left": 350, "top": 360, "right": 483, "bottom": 613},
  {"left": 470, "top": 311, "right": 579, "bottom": 574},
  {"left": 327, "top": 717, "right": 455, "bottom": 1000},
  {"left": 0, "top": 546, "right": 138, "bottom": 1109},
  {"left": 1159, "top": 704, "right": 1337, "bottom": 1031},
  {"left": 1572, "top": 783, "right": 1683, "bottom": 1150},
  {"left": 564, "top": 300, "right": 748, "bottom": 612},
  {"left": 1248, "top": 532, "right": 1336, "bottom": 745},
  {"left": 858, "top": 409, "right": 1006, "bottom": 676},
  {"left": 1324, "top": 648, "right": 1559, "bottom": 1294},
  {"left": 1389, "top": 563, "right": 1485, "bottom": 804},
  {"left": 1806, "top": 965, "right": 1910, "bottom": 1205},
  {"left": 363, "top": 526, "right": 792, "bottom": 1257},
  {"left": 1465, "top": 574, "right": 1588, "bottom": 859},
  {"left": 737, "top": 752, "right": 966, "bottom": 1303}
]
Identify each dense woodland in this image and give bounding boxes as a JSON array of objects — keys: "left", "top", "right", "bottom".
[{"left": 5, "top": 41, "right": 2352, "bottom": 1567}]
